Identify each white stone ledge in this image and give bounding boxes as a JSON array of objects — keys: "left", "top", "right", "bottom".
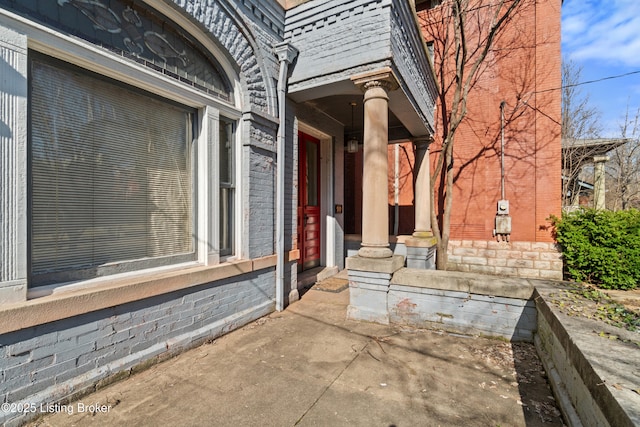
[
  {"left": 346, "top": 255, "right": 405, "bottom": 274},
  {"left": 0, "top": 255, "right": 277, "bottom": 335},
  {"left": 534, "top": 284, "right": 640, "bottom": 426},
  {"left": 390, "top": 268, "right": 536, "bottom": 300}
]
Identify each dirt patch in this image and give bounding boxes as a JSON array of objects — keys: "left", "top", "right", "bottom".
[
  {"left": 465, "top": 340, "right": 564, "bottom": 426},
  {"left": 511, "top": 342, "right": 565, "bottom": 425}
]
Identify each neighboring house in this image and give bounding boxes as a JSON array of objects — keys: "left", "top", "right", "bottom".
[
  {"left": 562, "top": 138, "right": 629, "bottom": 210},
  {"left": 0, "top": 0, "right": 561, "bottom": 422}
]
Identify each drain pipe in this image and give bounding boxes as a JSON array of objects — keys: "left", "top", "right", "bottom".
[
  {"left": 500, "top": 100, "right": 506, "bottom": 201},
  {"left": 274, "top": 42, "right": 298, "bottom": 312},
  {"left": 493, "top": 100, "right": 511, "bottom": 241},
  {"left": 393, "top": 143, "right": 400, "bottom": 236}
]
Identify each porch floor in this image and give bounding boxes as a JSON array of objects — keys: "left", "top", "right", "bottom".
[{"left": 30, "top": 286, "right": 564, "bottom": 427}]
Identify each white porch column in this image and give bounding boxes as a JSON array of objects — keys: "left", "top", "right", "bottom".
[
  {"left": 405, "top": 137, "right": 437, "bottom": 269},
  {"left": 593, "top": 155, "right": 609, "bottom": 211},
  {"left": 412, "top": 137, "right": 434, "bottom": 237},
  {"left": 351, "top": 69, "right": 398, "bottom": 259}
]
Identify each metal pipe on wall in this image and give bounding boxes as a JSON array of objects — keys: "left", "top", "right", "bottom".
[{"left": 274, "top": 42, "right": 298, "bottom": 312}]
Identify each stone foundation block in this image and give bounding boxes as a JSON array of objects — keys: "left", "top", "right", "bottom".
[{"left": 346, "top": 255, "right": 404, "bottom": 325}]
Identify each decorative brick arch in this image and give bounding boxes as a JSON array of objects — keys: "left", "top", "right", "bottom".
[{"left": 173, "top": 0, "right": 275, "bottom": 116}]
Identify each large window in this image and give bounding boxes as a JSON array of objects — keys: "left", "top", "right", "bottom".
[
  {"left": 1, "top": 0, "right": 241, "bottom": 289},
  {"left": 30, "top": 55, "right": 197, "bottom": 285}
]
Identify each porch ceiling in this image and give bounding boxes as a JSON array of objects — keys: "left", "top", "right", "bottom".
[{"left": 304, "top": 94, "right": 413, "bottom": 144}]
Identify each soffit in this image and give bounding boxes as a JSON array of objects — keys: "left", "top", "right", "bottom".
[{"left": 304, "top": 95, "right": 412, "bottom": 143}]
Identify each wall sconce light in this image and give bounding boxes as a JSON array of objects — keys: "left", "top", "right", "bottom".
[{"left": 346, "top": 101, "right": 359, "bottom": 153}]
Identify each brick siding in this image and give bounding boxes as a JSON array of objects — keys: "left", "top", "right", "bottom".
[{"left": 0, "top": 270, "right": 275, "bottom": 427}]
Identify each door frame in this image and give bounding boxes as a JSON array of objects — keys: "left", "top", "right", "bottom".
[{"left": 297, "top": 123, "right": 335, "bottom": 271}]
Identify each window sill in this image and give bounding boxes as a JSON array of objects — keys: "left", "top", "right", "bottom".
[{"left": 0, "top": 255, "right": 276, "bottom": 335}]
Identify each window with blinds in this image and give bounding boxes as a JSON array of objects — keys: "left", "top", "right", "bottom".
[{"left": 30, "top": 55, "right": 196, "bottom": 285}]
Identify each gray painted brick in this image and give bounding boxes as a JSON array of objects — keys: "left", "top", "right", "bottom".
[
  {"left": 169, "top": 318, "right": 194, "bottom": 333},
  {"left": 130, "top": 341, "right": 167, "bottom": 360},
  {"left": 76, "top": 346, "right": 117, "bottom": 368},
  {"left": 3, "top": 356, "right": 54, "bottom": 383},
  {"left": 56, "top": 342, "right": 95, "bottom": 364},
  {"left": 125, "top": 323, "right": 155, "bottom": 340},
  {"left": 2, "top": 352, "right": 30, "bottom": 368},
  {"left": 7, "top": 377, "right": 55, "bottom": 402},
  {"left": 29, "top": 344, "right": 59, "bottom": 362},
  {"left": 94, "top": 347, "right": 133, "bottom": 367},
  {"left": 159, "top": 312, "right": 183, "bottom": 327},
  {"left": 30, "top": 358, "right": 76, "bottom": 384},
  {"left": 389, "top": 285, "right": 536, "bottom": 341},
  {"left": 74, "top": 360, "right": 98, "bottom": 377},
  {"left": 4, "top": 413, "right": 28, "bottom": 427},
  {"left": 467, "top": 293, "right": 528, "bottom": 307},
  {"left": 96, "top": 330, "right": 130, "bottom": 350},
  {"left": 348, "top": 270, "right": 392, "bottom": 280},
  {"left": 76, "top": 330, "right": 100, "bottom": 346},
  {"left": 57, "top": 321, "right": 98, "bottom": 341},
  {"left": 349, "top": 281, "right": 389, "bottom": 292},
  {"left": 7, "top": 334, "right": 57, "bottom": 357},
  {"left": 138, "top": 307, "right": 172, "bottom": 323}
]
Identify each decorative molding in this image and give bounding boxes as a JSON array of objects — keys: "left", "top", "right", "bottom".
[
  {"left": 0, "top": 25, "right": 28, "bottom": 303},
  {"left": 173, "top": 0, "right": 273, "bottom": 114},
  {"left": 273, "top": 41, "right": 299, "bottom": 64}
]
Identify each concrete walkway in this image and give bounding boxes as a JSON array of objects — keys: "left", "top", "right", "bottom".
[{"left": 29, "top": 287, "right": 564, "bottom": 427}]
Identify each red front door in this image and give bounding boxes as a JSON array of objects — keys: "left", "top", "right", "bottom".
[{"left": 297, "top": 132, "right": 321, "bottom": 270}]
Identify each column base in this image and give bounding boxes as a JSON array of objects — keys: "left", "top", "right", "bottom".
[
  {"left": 288, "top": 289, "right": 300, "bottom": 304},
  {"left": 357, "top": 246, "right": 393, "bottom": 259},
  {"left": 0, "top": 280, "right": 27, "bottom": 304},
  {"left": 405, "top": 236, "right": 437, "bottom": 270},
  {"left": 346, "top": 255, "right": 404, "bottom": 325}
]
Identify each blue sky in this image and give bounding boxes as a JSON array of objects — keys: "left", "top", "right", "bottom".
[{"left": 562, "top": 0, "right": 640, "bottom": 137}]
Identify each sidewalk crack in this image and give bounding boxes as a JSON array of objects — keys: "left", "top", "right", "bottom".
[{"left": 293, "top": 341, "right": 370, "bottom": 426}]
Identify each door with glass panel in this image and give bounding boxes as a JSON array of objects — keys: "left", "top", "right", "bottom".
[{"left": 297, "top": 132, "right": 321, "bottom": 270}]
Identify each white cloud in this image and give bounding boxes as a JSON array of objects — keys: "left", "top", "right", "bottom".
[{"left": 562, "top": 0, "right": 640, "bottom": 67}]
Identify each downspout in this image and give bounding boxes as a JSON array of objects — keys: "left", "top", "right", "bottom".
[
  {"left": 274, "top": 42, "right": 298, "bottom": 312},
  {"left": 500, "top": 100, "right": 506, "bottom": 201},
  {"left": 394, "top": 143, "right": 400, "bottom": 236},
  {"left": 493, "top": 100, "right": 511, "bottom": 242}
]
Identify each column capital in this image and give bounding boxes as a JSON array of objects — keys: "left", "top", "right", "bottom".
[
  {"left": 351, "top": 67, "right": 399, "bottom": 93},
  {"left": 593, "top": 155, "right": 610, "bottom": 163},
  {"left": 412, "top": 136, "right": 434, "bottom": 150}
]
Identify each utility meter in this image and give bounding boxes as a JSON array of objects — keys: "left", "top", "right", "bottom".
[
  {"left": 497, "top": 199, "right": 510, "bottom": 215},
  {"left": 493, "top": 199, "right": 511, "bottom": 241}
]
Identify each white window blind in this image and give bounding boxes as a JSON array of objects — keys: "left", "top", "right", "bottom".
[{"left": 30, "top": 57, "right": 195, "bottom": 285}]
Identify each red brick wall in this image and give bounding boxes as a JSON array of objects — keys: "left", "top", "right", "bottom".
[
  {"left": 349, "top": 0, "right": 562, "bottom": 256},
  {"left": 417, "top": 0, "right": 562, "bottom": 244}
]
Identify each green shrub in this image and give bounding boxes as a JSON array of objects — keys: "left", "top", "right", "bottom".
[{"left": 549, "top": 208, "right": 640, "bottom": 290}]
